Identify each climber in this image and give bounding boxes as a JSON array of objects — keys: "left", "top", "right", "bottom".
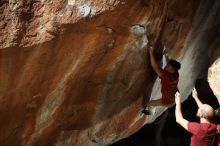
[
  {"left": 175, "top": 88, "right": 218, "bottom": 146},
  {"left": 142, "top": 46, "right": 181, "bottom": 115}
]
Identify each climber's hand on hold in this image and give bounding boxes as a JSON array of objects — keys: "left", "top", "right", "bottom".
[
  {"left": 148, "top": 46, "right": 154, "bottom": 54},
  {"left": 148, "top": 45, "right": 162, "bottom": 77},
  {"left": 163, "top": 48, "right": 167, "bottom": 55},
  {"left": 163, "top": 48, "right": 170, "bottom": 62}
]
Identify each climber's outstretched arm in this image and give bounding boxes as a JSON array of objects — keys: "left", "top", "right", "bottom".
[
  {"left": 148, "top": 46, "right": 162, "bottom": 77},
  {"left": 175, "top": 92, "right": 189, "bottom": 130}
]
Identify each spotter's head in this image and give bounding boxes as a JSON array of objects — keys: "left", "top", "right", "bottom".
[{"left": 196, "top": 104, "right": 214, "bottom": 119}]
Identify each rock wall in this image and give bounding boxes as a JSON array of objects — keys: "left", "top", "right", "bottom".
[
  {"left": 0, "top": 0, "right": 219, "bottom": 146},
  {"left": 209, "top": 59, "right": 220, "bottom": 103}
]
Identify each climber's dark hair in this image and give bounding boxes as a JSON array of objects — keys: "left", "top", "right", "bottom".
[{"left": 169, "top": 59, "right": 181, "bottom": 71}]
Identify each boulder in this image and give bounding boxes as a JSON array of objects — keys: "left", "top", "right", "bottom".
[{"left": 0, "top": 0, "right": 220, "bottom": 145}]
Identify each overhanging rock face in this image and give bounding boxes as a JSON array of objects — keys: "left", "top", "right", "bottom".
[{"left": 0, "top": 0, "right": 220, "bottom": 146}]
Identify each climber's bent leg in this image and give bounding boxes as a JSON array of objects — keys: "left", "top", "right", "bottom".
[
  {"left": 141, "top": 97, "right": 162, "bottom": 115},
  {"left": 141, "top": 97, "right": 174, "bottom": 115},
  {"left": 147, "top": 98, "right": 163, "bottom": 106}
]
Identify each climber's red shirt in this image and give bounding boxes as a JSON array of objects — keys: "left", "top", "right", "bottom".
[
  {"left": 188, "top": 122, "right": 217, "bottom": 146},
  {"left": 160, "top": 70, "right": 179, "bottom": 105}
]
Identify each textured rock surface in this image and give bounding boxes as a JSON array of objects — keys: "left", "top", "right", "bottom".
[
  {"left": 209, "top": 58, "right": 220, "bottom": 103},
  {"left": 0, "top": 0, "right": 220, "bottom": 146}
]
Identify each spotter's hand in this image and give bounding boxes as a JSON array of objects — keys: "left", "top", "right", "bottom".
[
  {"left": 175, "top": 92, "right": 181, "bottom": 104},
  {"left": 192, "top": 88, "right": 198, "bottom": 99}
]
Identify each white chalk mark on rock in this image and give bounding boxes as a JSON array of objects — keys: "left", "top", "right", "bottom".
[
  {"left": 78, "top": 4, "right": 91, "bottom": 17},
  {"left": 130, "top": 25, "right": 148, "bottom": 49}
]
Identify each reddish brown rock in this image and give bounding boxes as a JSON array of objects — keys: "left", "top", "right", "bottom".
[{"left": 0, "top": 0, "right": 220, "bottom": 146}]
